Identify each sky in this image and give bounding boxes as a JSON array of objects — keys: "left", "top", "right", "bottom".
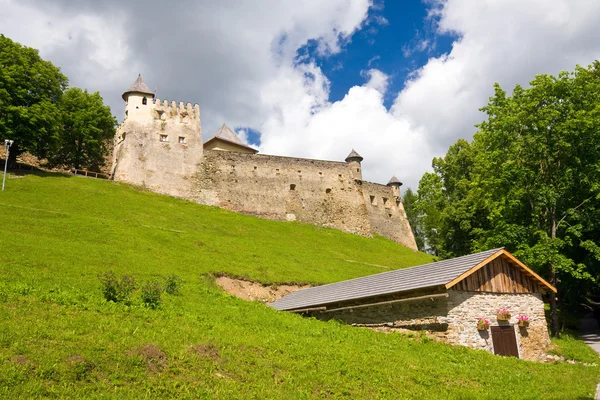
[{"left": 1, "top": 0, "right": 600, "bottom": 189}]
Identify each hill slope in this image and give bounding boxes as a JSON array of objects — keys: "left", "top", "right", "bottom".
[{"left": 0, "top": 173, "right": 598, "bottom": 399}]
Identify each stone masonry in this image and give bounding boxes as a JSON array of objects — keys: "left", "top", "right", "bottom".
[{"left": 112, "top": 76, "right": 418, "bottom": 250}]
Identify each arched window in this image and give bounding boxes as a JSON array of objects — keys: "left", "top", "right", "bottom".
[{"left": 142, "top": 97, "right": 147, "bottom": 105}]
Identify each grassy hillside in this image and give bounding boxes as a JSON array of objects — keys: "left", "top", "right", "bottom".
[{"left": 0, "top": 173, "right": 598, "bottom": 399}]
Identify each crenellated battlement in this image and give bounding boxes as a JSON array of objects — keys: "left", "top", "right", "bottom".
[{"left": 153, "top": 98, "right": 200, "bottom": 121}]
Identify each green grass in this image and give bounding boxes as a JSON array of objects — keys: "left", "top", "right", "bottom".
[
  {"left": 0, "top": 173, "right": 598, "bottom": 399},
  {"left": 551, "top": 330, "right": 600, "bottom": 364}
]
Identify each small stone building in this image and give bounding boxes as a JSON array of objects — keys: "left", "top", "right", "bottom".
[
  {"left": 204, "top": 123, "right": 258, "bottom": 154},
  {"left": 270, "top": 248, "right": 556, "bottom": 360}
]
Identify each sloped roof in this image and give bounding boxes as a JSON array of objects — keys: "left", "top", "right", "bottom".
[
  {"left": 387, "top": 176, "right": 402, "bottom": 186},
  {"left": 345, "top": 149, "right": 363, "bottom": 162},
  {"left": 122, "top": 75, "right": 154, "bottom": 100},
  {"left": 204, "top": 124, "right": 258, "bottom": 153}
]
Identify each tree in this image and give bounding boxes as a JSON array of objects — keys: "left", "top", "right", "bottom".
[
  {"left": 0, "top": 35, "right": 68, "bottom": 167},
  {"left": 402, "top": 187, "right": 424, "bottom": 250},
  {"left": 54, "top": 88, "right": 116, "bottom": 169},
  {"left": 416, "top": 63, "right": 600, "bottom": 336}
]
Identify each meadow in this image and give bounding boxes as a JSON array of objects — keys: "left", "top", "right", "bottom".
[{"left": 0, "top": 173, "right": 598, "bottom": 399}]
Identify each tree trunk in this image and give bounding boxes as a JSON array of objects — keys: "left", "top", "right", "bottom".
[
  {"left": 549, "top": 214, "right": 560, "bottom": 338},
  {"left": 6, "top": 142, "right": 19, "bottom": 169}
]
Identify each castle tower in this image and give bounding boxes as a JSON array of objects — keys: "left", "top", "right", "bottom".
[
  {"left": 112, "top": 75, "right": 203, "bottom": 199},
  {"left": 387, "top": 176, "right": 403, "bottom": 198},
  {"left": 345, "top": 149, "right": 363, "bottom": 180},
  {"left": 122, "top": 74, "right": 155, "bottom": 122}
]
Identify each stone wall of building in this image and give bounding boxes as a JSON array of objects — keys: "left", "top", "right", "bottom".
[
  {"left": 194, "top": 150, "right": 373, "bottom": 236},
  {"left": 446, "top": 290, "right": 550, "bottom": 360},
  {"left": 362, "top": 181, "right": 417, "bottom": 249},
  {"left": 112, "top": 98, "right": 203, "bottom": 200},
  {"left": 309, "top": 289, "right": 550, "bottom": 360}
]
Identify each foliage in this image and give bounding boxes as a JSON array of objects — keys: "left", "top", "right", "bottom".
[
  {"left": 164, "top": 274, "right": 182, "bottom": 295},
  {"left": 97, "top": 271, "right": 136, "bottom": 303},
  {"left": 53, "top": 88, "right": 116, "bottom": 169},
  {"left": 0, "top": 34, "right": 68, "bottom": 165},
  {"left": 0, "top": 174, "right": 597, "bottom": 398},
  {"left": 140, "top": 280, "right": 163, "bottom": 309},
  {"left": 402, "top": 188, "right": 424, "bottom": 250},
  {"left": 414, "top": 62, "right": 600, "bottom": 329}
]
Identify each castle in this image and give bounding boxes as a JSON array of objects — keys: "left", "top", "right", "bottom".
[{"left": 112, "top": 75, "right": 418, "bottom": 250}]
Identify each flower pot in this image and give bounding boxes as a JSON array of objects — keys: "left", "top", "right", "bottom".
[
  {"left": 518, "top": 320, "right": 529, "bottom": 328},
  {"left": 497, "top": 313, "right": 511, "bottom": 321}
]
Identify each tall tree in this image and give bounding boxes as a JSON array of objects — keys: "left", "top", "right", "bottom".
[
  {"left": 416, "top": 63, "right": 600, "bottom": 336},
  {"left": 54, "top": 88, "right": 116, "bottom": 170},
  {"left": 0, "top": 35, "right": 68, "bottom": 167},
  {"left": 402, "top": 187, "right": 424, "bottom": 251}
]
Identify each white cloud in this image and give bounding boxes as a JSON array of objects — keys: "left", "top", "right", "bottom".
[{"left": 1, "top": 0, "right": 600, "bottom": 190}]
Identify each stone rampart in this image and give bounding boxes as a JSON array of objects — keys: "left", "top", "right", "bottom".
[
  {"left": 195, "top": 150, "right": 373, "bottom": 236},
  {"left": 362, "top": 181, "right": 417, "bottom": 249}
]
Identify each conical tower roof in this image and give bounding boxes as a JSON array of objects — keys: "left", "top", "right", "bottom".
[
  {"left": 213, "top": 123, "right": 245, "bottom": 145},
  {"left": 122, "top": 74, "right": 154, "bottom": 100},
  {"left": 345, "top": 149, "right": 363, "bottom": 163},
  {"left": 387, "top": 176, "right": 403, "bottom": 186}
]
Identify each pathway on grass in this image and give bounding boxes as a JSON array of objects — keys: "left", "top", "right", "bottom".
[{"left": 579, "top": 315, "right": 600, "bottom": 400}]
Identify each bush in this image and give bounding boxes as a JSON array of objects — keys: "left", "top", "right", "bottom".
[
  {"left": 98, "top": 271, "right": 136, "bottom": 303},
  {"left": 141, "top": 280, "right": 163, "bottom": 309},
  {"left": 164, "top": 274, "right": 182, "bottom": 295}
]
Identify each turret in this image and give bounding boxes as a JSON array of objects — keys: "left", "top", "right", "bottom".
[
  {"left": 345, "top": 149, "right": 363, "bottom": 180},
  {"left": 387, "top": 176, "right": 403, "bottom": 198},
  {"left": 122, "top": 74, "right": 154, "bottom": 122}
]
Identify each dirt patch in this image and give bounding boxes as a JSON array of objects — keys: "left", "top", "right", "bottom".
[
  {"left": 190, "top": 343, "right": 221, "bottom": 362},
  {"left": 129, "top": 344, "right": 167, "bottom": 372},
  {"left": 216, "top": 276, "right": 309, "bottom": 303},
  {"left": 10, "top": 355, "right": 31, "bottom": 365}
]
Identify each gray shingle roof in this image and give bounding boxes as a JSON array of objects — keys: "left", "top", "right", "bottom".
[
  {"left": 205, "top": 124, "right": 258, "bottom": 152},
  {"left": 387, "top": 176, "right": 402, "bottom": 186},
  {"left": 345, "top": 149, "right": 363, "bottom": 162},
  {"left": 269, "top": 248, "right": 503, "bottom": 311},
  {"left": 122, "top": 75, "right": 154, "bottom": 100}
]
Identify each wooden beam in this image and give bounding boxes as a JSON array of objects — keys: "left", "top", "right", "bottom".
[
  {"left": 445, "top": 250, "right": 504, "bottom": 290},
  {"left": 290, "top": 306, "right": 327, "bottom": 313},
  {"left": 320, "top": 293, "right": 449, "bottom": 314},
  {"left": 500, "top": 250, "right": 557, "bottom": 293}
]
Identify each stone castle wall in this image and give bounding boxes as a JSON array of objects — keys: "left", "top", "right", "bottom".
[
  {"left": 112, "top": 99, "right": 203, "bottom": 199},
  {"left": 362, "top": 181, "right": 417, "bottom": 249},
  {"left": 311, "top": 289, "right": 550, "bottom": 361},
  {"left": 195, "top": 150, "right": 373, "bottom": 237}
]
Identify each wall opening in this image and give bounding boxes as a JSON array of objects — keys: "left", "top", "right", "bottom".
[
  {"left": 357, "top": 168, "right": 360, "bottom": 172},
  {"left": 370, "top": 195, "right": 376, "bottom": 205},
  {"left": 396, "top": 200, "right": 401, "bottom": 207},
  {"left": 326, "top": 188, "right": 332, "bottom": 194},
  {"left": 178, "top": 136, "right": 185, "bottom": 144},
  {"left": 383, "top": 197, "right": 389, "bottom": 207},
  {"left": 142, "top": 97, "right": 147, "bottom": 105},
  {"left": 290, "top": 184, "right": 296, "bottom": 191},
  {"left": 160, "top": 134, "right": 168, "bottom": 142}
]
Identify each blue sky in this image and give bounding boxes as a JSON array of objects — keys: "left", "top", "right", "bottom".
[{"left": 2, "top": 0, "right": 600, "bottom": 188}]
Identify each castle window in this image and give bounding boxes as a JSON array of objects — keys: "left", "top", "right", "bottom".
[
  {"left": 370, "top": 195, "right": 377, "bottom": 205},
  {"left": 326, "top": 188, "right": 332, "bottom": 194},
  {"left": 382, "top": 197, "right": 389, "bottom": 207},
  {"left": 357, "top": 168, "right": 360, "bottom": 172},
  {"left": 396, "top": 200, "right": 401, "bottom": 208},
  {"left": 142, "top": 97, "right": 147, "bottom": 105},
  {"left": 160, "top": 135, "right": 168, "bottom": 142},
  {"left": 178, "top": 136, "right": 185, "bottom": 144},
  {"left": 290, "top": 184, "right": 296, "bottom": 191}
]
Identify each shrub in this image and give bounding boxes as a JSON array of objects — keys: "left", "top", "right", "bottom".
[
  {"left": 164, "top": 274, "right": 182, "bottom": 295},
  {"left": 98, "top": 271, "right": 136, "bottom": 303},
  {"left": 141, "top": 280, "right": 163, "bottom": 309}
]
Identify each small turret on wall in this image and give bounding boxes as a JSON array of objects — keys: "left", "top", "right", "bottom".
[
  {"left": 387, "top": 176, "right": 403, "bottom": 198},
  {"left": 345, "top": 149, "right": 363, "bottom": 181}
]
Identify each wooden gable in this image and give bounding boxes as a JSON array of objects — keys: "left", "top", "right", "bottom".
[{"left": 446, "top": 250, "right": 556, "bottom": 294}]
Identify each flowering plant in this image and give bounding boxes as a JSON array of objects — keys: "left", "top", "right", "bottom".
[
  {"left": 517, "top": 315, "right": 529, "bottom": 327},
  {"left": 476, "top": 318, "right": 490, "bottom": 331},
  {"left": 497, "top": 308, "right": 511, "bottom": 320}
]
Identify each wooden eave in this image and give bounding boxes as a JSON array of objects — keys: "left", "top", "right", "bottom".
[{"left": 445, "top": 249, "right": 557, "bottom": 293}]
